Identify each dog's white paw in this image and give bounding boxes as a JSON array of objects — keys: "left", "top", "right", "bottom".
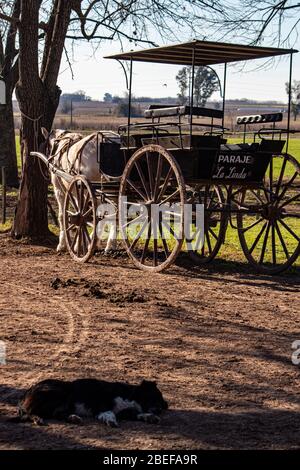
[
  {"left": 67, "top": 414, "right": 83, "bottom": 424},
  {"left": 32, "top": 416, "right": 45, "bottom": 426},
  {"left": 137, "top": 413, "right": 160, "bottom": 424},
  {"left": 97, "top": 411, "right": 118, "bottom": 427}
]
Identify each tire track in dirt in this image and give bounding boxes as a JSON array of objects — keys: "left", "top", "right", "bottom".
[{"left": 3, "top": 280, "right": 90, "bottom": 379}]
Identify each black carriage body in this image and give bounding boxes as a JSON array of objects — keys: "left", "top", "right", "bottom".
[
  {"left": 98, "top": 141, "right": 125, "bottom": 178},
  {"left": 122, "top": 134, "right": 285, "bottom": 185}
]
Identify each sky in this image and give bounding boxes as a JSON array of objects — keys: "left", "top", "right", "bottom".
[{"left": 56, "top": 15, "right": 300, "bottom": 104}]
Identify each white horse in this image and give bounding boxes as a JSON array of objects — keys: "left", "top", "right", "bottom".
[{"left": 41, "top": 128, "right": 118, "bottom": 254}]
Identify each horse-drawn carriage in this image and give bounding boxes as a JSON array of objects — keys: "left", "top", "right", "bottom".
[{"left": 32, "top": 40, "right": 300, "bottom": 273}]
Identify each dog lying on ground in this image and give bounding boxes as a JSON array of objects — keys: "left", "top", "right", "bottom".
[{"left": 15, "top": 378, "right": 168, "bottom": 427}]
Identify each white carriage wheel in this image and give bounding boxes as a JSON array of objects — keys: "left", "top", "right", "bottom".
[
  {"left": 119, "top": 144, "right": 186, "bottom": 272},
  {"left": 63, "top": 175, "right": 97, "bottom": 263}
]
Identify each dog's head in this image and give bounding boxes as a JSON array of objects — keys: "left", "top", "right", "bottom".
[{"left": 135, "top": 380, "right": 168, "bottom": 415}]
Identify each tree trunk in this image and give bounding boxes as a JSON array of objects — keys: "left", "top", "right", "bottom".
[
  {"left": 12, "top": 0, "right": 71, "bottom": 239},
  {"left": 11, "top": 84, "right": 62, "bottom": 238},
  {"left": 0, "top": 93, "right": 18, "bottom": 186},
  {"left": 11, "top": 0, "right": 49, "bottom": 239}
]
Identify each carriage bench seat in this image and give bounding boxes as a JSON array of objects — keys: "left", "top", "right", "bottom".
[
  {"left": 220, "top": 139, "right": 285, "bottom": 154},
  {"left": 236, "top": 112, "right": 283, "bottom": 125},
  {"left": 144, "top": 105, "right": 223, "bottom": 120}
]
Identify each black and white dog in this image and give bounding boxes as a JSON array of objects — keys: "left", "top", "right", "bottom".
[{"left": 17, "top": 378, "right": 168, "bottom": 427}]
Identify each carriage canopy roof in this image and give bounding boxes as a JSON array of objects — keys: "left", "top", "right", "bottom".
[{"left": 104, "top": 39, "right": 298, "bottom": 66}]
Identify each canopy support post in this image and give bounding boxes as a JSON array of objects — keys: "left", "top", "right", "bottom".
[
  {"left": 287, "top": 52, "right": 293, "bottom": 153},
  {"left": 127, "top": 57, "right": 133, "bottom": 148},
  {"left": 189, "top": 48, "right": 195, "bottom": 149},
  {"left": 222, "top": 63, "right": 227, "bottom": 132}
]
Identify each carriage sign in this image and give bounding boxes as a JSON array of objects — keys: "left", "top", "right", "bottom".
[{"left": 212, "top": 152, "right": 255, "bottom": 180}]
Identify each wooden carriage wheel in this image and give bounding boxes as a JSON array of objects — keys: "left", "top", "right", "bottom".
[
  {"left": 187, "top": 184, "right": 227, "bottom": 264},
  {"left": 63, "top": 175, "right": 97, "bottom": 263},
  {"left": 119, "top": 144, "right": 186, "bottom": 272},
  {"left": 237, "top": 153, "right": 300, "bottom": 274}
]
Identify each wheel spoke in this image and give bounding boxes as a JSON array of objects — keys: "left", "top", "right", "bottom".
[
  {"left": 278, "top": 218, "right": 300, "bottom": 242},
  {"left": 67, "top": 209, "right": 77, "bottom": 216},
  {"left": 69, "top": 191, "right": 79, "bottom": 212},
  {"left": 82, "top": 207, "right": 93, "bottom": 220},
  {"left": 269, "top": 157, "right": 273, "bottom": 195},
  {"left": 208, "top": 227, "right": 218, "bottom": 241},
  {"left": 77, "top": 227, "right": 82, "bottom": 256},
  {"left": 159, "top": 220, "right": 170, "bottom": 259},
  {"left": 279, "top": 193, "right": 300, "bottom": 209},
  {"left": 277, "top": 172, "right": 298, "bottom": 201},
  {"left": 146, "top": 153, "right": 155, "bottom": 198},
  {"left": 249, "top": 221, "right": 267, "bottom": 255},
  {"left": 74, "top": 181, "right": 81, "bottom": 208},
  {"left": 81, "top": 227, "right": 88, "bottom": 253},
  {"left": 66, "top": 223, "right": 76, "bottom": 233},
  {"left": 140, "top": 223, "right": 151, "bottom": 264},
  {"left": 82, "top": 224, "right": 91, "bottom": 244},
  {"left": 205, "top": 229, "right": 212, "bottom": 255},
  {"left": 79, "top": 182, "right": 85, "bottom": 210},
  {"left": 241, "top": 217, "right": 264, "bottom": 234},
  {"left": 249, "top": 189, "right": 266, "bottom": 205},
  {"left": 157, "top": 165, "right": 173, "bottom": 201},
  {"left": 271, "top": 223, "right": 276, "bottom": 265},
  {"left": 70, "top": 227, "right": 79, "bottom": 250},
  {"left": 129, "top": 218, "right": 149, "bottom": 250},
  {"left": 275, "top": 157, "right": 287, "bottom": 196},
  {"left": 122, "top": 213, "right": 145, "bottom": 228},
  {"left": 259, "top": 222, "right": 270, "bottom": 264},
  {"left": 126, "top": 178, "right": 147, "bottom": 202},
  {"left": 275, "top": 221, "right": 290, "bottom": 261},
  {"left": 135, "top": 161, "right": 150, "bottom": 200},
  {"left": 153, "top": 154, "right": 163, "bottom": 201},
  {"left": 159, "top": 189, "right": 180, "bottom": 206},
  {"left": 162, "top": 219, "right": 177, "bottom": 239},
  {"left": 82, "top": 192, "right": 90, "bottom": 213}
]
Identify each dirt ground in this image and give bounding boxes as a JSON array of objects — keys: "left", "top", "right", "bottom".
[{"left": 0, "top": 233, "right": 299, "bottom": 450}]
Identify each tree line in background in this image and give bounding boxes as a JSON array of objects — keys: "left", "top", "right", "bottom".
[{"left": 0, "top": 0, "right": 299, "bottom": 239}]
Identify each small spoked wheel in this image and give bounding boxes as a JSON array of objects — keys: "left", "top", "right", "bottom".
[
  {"left": 237, "top": 153, "right": 300, "bottom": 274},
  {"left": 64, "top": 175, "right": 97, "bottom": 263},
  {"left": 119, "top": 144, "right": 186, "bottom": 272},
  {"left": 187, "top": 184, "right": 227, "bottom": 264}
]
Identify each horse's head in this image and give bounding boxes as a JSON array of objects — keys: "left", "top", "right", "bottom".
[
  {"left": 40, "top": 128, "right": 68, "bottom": 158},
  {"left": 40, "top": 128, "right": 82, "bottom": 159}
]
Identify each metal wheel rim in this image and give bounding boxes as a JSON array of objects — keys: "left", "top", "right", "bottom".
[
  {"left": 237, "top": 153, "right": 300, "bottom": 274},
  {"left": 119, "top": 144, "right": 186, "bottom": 272},
  {"left": 64, "top": 175, "right": 97, "bottom": 263}
]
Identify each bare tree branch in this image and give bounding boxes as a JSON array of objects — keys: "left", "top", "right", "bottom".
[{"left": 0, "top": 11, "right": 19, "bottom": 24}]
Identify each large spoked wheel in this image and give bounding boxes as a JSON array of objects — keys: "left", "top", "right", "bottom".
[
  {"left": 237, "top": 153, "right": 300, "bottom": 274},
  {"left": 187, "top": 184, "right": 227, "bottom": 264},
  {"left": 119, "top": 144, "right": 186, "bottom": 272},
  {"left": 64, "top": 175, "right": 97, "bottom": 263}
]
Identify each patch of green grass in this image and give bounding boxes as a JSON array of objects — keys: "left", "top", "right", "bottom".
[
  {"left": 49, "top": 224, "right": 60, "bottom": 236},
  {"left": 221, "top": 223, "right": 299, "bottom": 267},
  {"left": 15, "top": 137, "right": 21, "bottom": 169},
  {"left": 0, "top": 220, "right": 12, "bottom": 232}
]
